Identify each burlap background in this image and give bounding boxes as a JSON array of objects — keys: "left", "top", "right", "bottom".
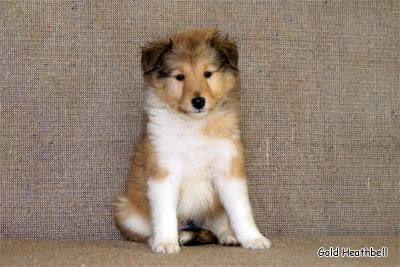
[{"left": 1, "top": 1, "right": 398, "bottom": 240}]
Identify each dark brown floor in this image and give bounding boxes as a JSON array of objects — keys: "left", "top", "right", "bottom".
[{"left": 1, "top": 236, "right": 398, "bottom": 266}]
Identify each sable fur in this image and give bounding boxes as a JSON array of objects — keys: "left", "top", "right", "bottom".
[{"left": 114, "top": 27, "right": 271, "bottom": 254}]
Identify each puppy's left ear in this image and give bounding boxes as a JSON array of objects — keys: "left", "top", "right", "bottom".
[
  {"left": 210, "top": 32, "right": 238, "bottom": 71},
  {"left": 141, "top": 38, "right": 173, "bottom": 74}
]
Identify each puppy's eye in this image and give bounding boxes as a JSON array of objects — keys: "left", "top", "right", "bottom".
[
  {"left": 176, "top": 74, "right": 185, "bottom": 81},
  {"left": 204, "top": 71, "right": 212, "bottom": 78}
]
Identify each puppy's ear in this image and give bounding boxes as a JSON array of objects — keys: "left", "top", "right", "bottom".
[
  {"left": 141, "top": 39, "right": 173, "bottom": 74},
  {"left": 210, "top": 32, "right": 238, "bottom": 71}
]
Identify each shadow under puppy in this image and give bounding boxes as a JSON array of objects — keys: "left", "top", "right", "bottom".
[{"left": 114, "top": 27, "right": 271, "bottom": 254}]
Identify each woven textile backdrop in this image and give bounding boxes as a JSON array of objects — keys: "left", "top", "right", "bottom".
[{"left": 1, "top": 1, "right": 399, "bottom": 240}]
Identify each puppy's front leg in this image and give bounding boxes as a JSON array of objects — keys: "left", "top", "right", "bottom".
[
  {"left": 213, "top": 172, "right": 271, "bottom": 250},
  {"left": 147, "top": 178, "right": 180, "bottom": 254}
]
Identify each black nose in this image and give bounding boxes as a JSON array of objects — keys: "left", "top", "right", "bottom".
[{"left": 191, "top": 97, "right": 205, "bottom": 110}]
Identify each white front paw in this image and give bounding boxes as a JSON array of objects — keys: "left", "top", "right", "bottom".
[
  {"left": 241, "top": 237, "right": 272, "bottom": 250},
  {"left": 151, "top": 242, "right": 180, "bottom": 254}
]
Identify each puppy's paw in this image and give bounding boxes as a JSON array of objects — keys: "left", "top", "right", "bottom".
[
  {"left": 178, "top": 231, "right": 193, "bottom": 246},
  {"left": 151, "top": 242, "right": 180, "bottom": 254},
  {"left": 241, "top": 237, "right": 271, "bottom": 250},
  {"left": 218, "top": 231, "right": 238, "bottom": 246}
]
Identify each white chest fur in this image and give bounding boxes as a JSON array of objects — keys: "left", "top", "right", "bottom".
[{"left": 146, "top": 101, "right": 237, "bottom": 219}]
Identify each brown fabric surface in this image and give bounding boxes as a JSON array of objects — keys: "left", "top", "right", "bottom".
[
  {"left": 0, "top": 1, "right": 399, "bottom": 240},
  {"left": 1, "top": 236, "right": 399, "bottom": 266}
]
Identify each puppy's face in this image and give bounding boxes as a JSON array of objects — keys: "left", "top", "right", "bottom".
[{"left": 142, "top": 28, "right": 239, "bottom": 118}]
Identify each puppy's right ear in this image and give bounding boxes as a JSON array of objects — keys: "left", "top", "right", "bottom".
[
  {"left": 209, "top": 31, "right": 238, "bottom": 71},
  {"left": 141, "top": 39, "right": 173, "bottom": 74}
]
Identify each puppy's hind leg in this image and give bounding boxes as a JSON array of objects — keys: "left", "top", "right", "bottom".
[
  {"left": 204, "top": 209, "right": 238, "bottom": 246},
  {"left": 178, "top": 211, "right": 237, "bottom": 247},
  {"left": 114, "top": 194, "right": 152, "bottom": 242},
  {"left": 178, "top": 228, "right": 218, "bottom": 246}
]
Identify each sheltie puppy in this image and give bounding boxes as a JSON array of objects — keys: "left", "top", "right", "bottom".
[{"left": 114, "top": 27, "right": 271, "bottom": 254}]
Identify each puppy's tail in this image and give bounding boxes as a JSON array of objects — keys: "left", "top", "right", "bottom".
[{"left": 178, "top": 228, "right": 218, "bottom": 246}]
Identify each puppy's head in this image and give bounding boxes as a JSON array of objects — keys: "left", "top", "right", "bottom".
[{"left": 142, "top": 27, "right": 239, "bottom": 118}]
